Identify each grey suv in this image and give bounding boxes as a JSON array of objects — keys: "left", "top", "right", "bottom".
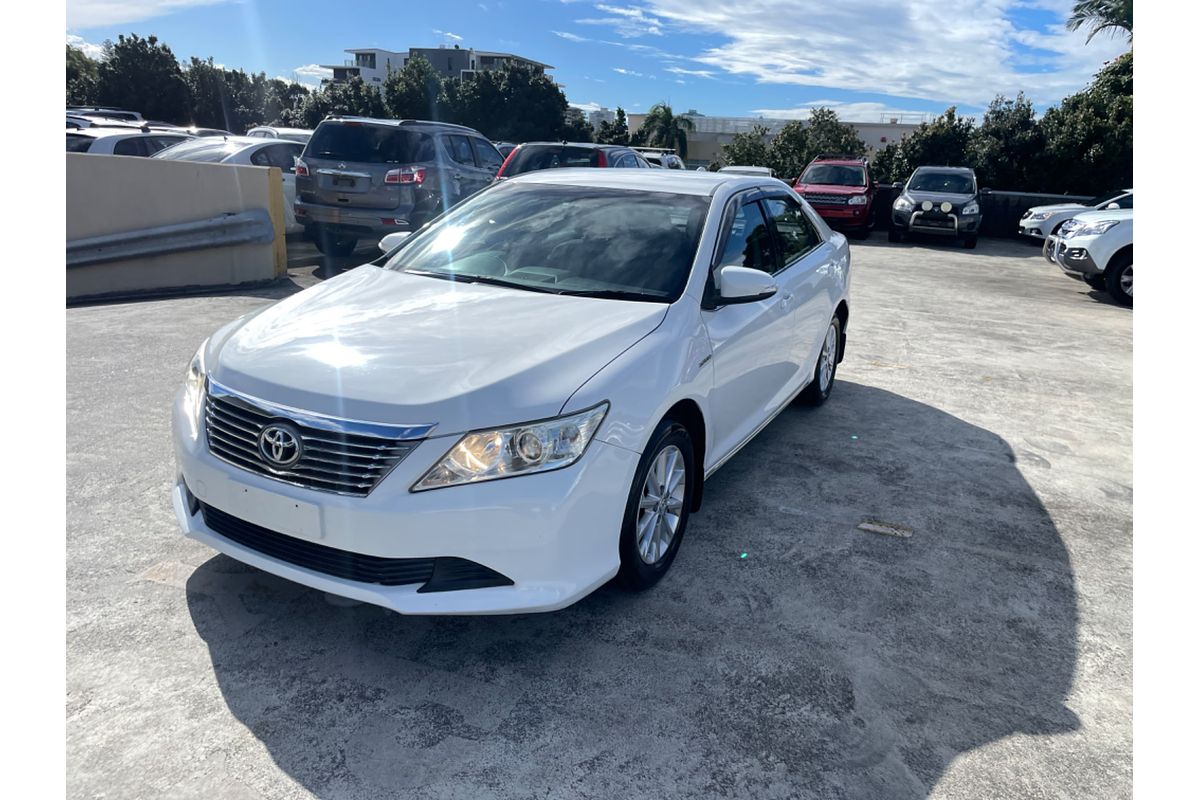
[
  {"left": 889, "top": 166, "right": 983, "bottom": 249},
  {"left": 295, "top": 116, "right": 505, "bottom": 255}
]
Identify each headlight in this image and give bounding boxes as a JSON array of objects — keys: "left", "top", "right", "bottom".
[
  {"left": 412, "top": 403, "right": 609, "bottom": 491},
  {"left": 962, "top": 201, "right": 980, "bottom": 215},
  {"left": 1074, "top": 219, "right": 1121, "bottom": 236},
  {"left": 182, "top": 340, "right": 208, "bottom": 434},
  {"left": 893, "top": 196, "right": 913, "bottom": 211},
  {"left": 1025, "top": 211, "right": 1049, "bottom": 221},
  {"left": 847, "top": 194, "right": 868, "bottom": 206}
]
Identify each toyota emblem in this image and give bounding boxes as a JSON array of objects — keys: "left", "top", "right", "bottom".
[{"left": 258, "top": 422, "right": 303, "bottom": 469}]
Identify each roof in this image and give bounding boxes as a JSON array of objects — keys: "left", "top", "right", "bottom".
[
  {"left": 473, "top": 51, "right": 555, "bottom": 69},
  {"left": 507, "top": 167, "right": 788, "bottom": 197},
  {"left": 912, "top": 165, "right": 975, "bottom": 173},
  {"left": 517, "top": 141, "right": 628, "bottom": 150},
  {"left": 318, "top": 115, "right": 481, "bottom": 134},
  {"left": 67, "top": 127, "right": 173, "bottom": 139}
]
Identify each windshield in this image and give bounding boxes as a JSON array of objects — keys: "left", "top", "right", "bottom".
[
  {"left": 800, "top": 164, "right": 866, "bottom": 187},
  {"left": 305, "top": 123, "right": 434, "bottom": 164},
  {"left": 387, "top": 184, "right": 711, "bottom": 303},
  {"left": 908, "top": 172, "right": 975, "bottom": 194},
  {"left": 153, "top": 143, "right": 236, "bottom": 162},
  {"left": 1088, "top": 189, "right": 1127, "bottom": 207}
]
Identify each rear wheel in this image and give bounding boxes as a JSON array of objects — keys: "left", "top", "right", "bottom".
[
  {"left": 799, "top": 316, "right": 841, "bottom": 406},
  {"left": 1105, "top": 253, "right": 1132, "bottom": 306},
  {"left": 617, "top": 421, "right": 694, "bottom": 591}
]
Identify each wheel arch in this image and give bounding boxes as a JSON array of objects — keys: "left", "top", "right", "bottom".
[
  {"left": 1106, "top": 243, "right": 1133, "bottom": 273},
  {"left": 834, "top": 300, "right": 850, "bottom": 363},
  {"left": 662, "top": 398, "right": 707, "bottom": 511}
]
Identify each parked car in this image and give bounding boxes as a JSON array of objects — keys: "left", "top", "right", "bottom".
[
  {"left": 152, "top": 136, "right": 307, "bottom": 234},
  {"left": 170, "top": 169, "right": 851, "bottom": 615},
  {"left": 1043, "top": 209, "right": 1132, "bottom": 306},
  {"left": 247, "top": 126, "right": 314, "bottom": 144},
  {"left": 67, "top": 106, "right": 144, "bottom": 123},
  {"left": 719, "top": 165, "right": 775, "bottom": 178},
  {"left": 495, "top": 142, "right": 651, "bottom": 179},
  {"left": 793, "top": 155, "right": 876, "bottom": 239},
  {"left": 1018, "top": 188, "right": 1132, "bottom": 240},
  {"left": 492, "top": 141, "right": 518, "bottom": 158},
  {"left": 636, "top": 149, "right": 686, "bottom": 169},
  {"left": 66, "top": 127, "right": 193, "bottom": 157},
  {"left": 889, "top": 166, "right": 982, "bottom": 248},
  {"left": 294, "top": 116, "right": 505, "bottom": 255}
]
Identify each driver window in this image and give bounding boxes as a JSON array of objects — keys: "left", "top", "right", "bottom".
[{"left": 716, "top": 200, "right": 776, "bottom": 274}]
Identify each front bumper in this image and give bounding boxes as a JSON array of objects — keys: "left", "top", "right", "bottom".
[
  {"left": 1018, "top": 218, "right": 1048, "bottom": 239},
  {"left": 1045, "top": 235, "right": 1101, "bottom": 280},
  {"left": 171, "top": 389, "right": 639, "bottom": 614},
  {"left": 807, "top": 203, "right": 871, "bottom": 228},
  {"left": 893, "top": 208, "right": 980, "bottom": 237}
]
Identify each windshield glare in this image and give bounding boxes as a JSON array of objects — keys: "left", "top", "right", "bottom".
[
  {"left": 387, "top": 184, "right": 711, "bottom": 302},
  {"left": 801, "top": 164, "right": 866, "bottom": 187},
  {"left": 909, "top": 172, "right": 975, "bottom": 194}
]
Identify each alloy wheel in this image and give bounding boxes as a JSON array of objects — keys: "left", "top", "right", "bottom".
[
  {"left": 1120, "top": 263, "right": 1133, "bottom": 297},
  {"left": 819, "top": 322, "right": 838, "bottom": 392},
  {"left": 636, "top": 445, "right": 686, "bottom": 564}
]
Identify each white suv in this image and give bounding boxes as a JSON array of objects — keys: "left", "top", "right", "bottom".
[
  {"left": 1019, "top": 188, "right": 1132, "bottom": 240},
  {"left": 1044, "top": 209, "right": 1133, "bottom": 306}
]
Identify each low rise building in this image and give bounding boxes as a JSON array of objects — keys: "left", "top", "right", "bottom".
[{"left": 321, "top": 45, "right": 554, "bottom": 89}]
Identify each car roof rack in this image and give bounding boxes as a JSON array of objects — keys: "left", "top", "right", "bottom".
[{"left": 813, "top": 153, "right": 868, "bottom": 162}]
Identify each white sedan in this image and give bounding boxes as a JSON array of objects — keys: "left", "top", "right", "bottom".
[
  {"left": 152, "top": 137, "right": 307, "bottom": 233},
  {"left": 170, "top": 169, "right": 851, "bottom": 614},
  {"left": 1018, "top": 188, "right": 1132, "bottom": 240}
]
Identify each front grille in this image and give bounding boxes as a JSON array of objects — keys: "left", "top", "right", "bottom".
[
  {"left": 204, "top": 388, "right": 418, "bottom": 496},
  {"left": 200, "top": 502, "right": 513, "bottom": 592},
  {"left": 803, "top": 193, "right": 849, "bottom": 206},
  {"left": 915, "top": 217, "right": 954, "bottom": 229}
]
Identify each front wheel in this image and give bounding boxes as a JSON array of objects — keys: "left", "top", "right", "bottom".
[
  {"left": 617, "top": 420, "right": 695, "bottom": 591},
  {"left": 962, "top": 235, "right": 978, "bottom": 249},
  {"left": 1105, "top": 253, "right": 1132, "bottom": 306},
  {"left": 799, "top": 315, "right": 841, "bottom": 406}
]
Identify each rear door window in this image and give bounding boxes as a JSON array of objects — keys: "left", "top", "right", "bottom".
[
  {"left": 306, "top": 123, "right": 434, "bottom": 164},
  {"left": 445, "top": 135, "right": 477, "bottom": 166},
  {"left": 470, "top": 138, "right": 504, "bottom": 172}
]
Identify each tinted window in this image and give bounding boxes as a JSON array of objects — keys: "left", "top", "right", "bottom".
[
  {"left": 445, "top": 135, "right": 476, "bottom": 166},
  {"left": 613, "top": 152, "right": 638, "bottom": 168},
  {"left": 502, "top": 145, "right": 604, "bottom": 176},
  {"left": 66, "top": 135, "right": 93, "bottom": 153},
  {"left": 800, "top": 164, "right": 865, "bottom": 187},
  {"left": 306, "top": 123, "right": 435, "bottom": 164},
  {"left": 909, "top": 171, "right": 975, "bottom": 194},
  {"left": 112, "top": 138, "right": 145, "bottom": 157},
  {"left": 470, "top": 138, "right": 504, "bottom": 172},
  {"left": 716, "top": 200, "right": 777, "bottom": 274},
  {"left": 146, "top": 135, "right": 188, "bottom": 154},
  {"left": 251, "top": 143, "right": 304, "bottom": 172},
  {"left": 387, "top": 184, "right": 711, "bottom": 302},
  {"left": 763, "top": 197, "right": 821, "bottom": 266},
  {"left": 161, "top": 145, "right": 232, "bottom": 163}
]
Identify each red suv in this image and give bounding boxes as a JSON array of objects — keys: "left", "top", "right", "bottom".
[{"left": 793, "top": 155, "right": 876, "bottom": 239}]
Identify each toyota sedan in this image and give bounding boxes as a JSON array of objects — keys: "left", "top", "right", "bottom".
[{"left": 171, "top": 169, "right": 851, "bottom": 614}]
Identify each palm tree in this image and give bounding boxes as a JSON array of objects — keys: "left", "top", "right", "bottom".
[
  {"left": 1066, "top": 0, "right": 1132, "bottom": 44},
  {"left": 639, "top": 103, "right": 695, "bottom": 159}
]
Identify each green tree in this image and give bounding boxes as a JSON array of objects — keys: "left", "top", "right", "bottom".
[
  {"left": 264, "top": 79, "right": 311, "bottom": 127},
  {"left": 898, "top": 107, "right": 976, "bottom": 171},
  {"left": 1067, "top": 0, "right": 1132, "bottom": 44},
  {"left": 294, "top": 76, "right": 386, "bottom": 129},
  {"left": 1040, "top": 52, "right": 1132, "bottom": 195},
  {"left": 595, "top": 107, "right": 630, "bottom": 145},
  {"left": 94, "top": 34, "right": 191, "bottom": 122},
  {"left": 765, "top": 121, "right": 809, "bottom": 182},
  {"left": 66, "top": 45, "right": 99, "bottom": 105},
  {"left": 871, "top": 140, "right": 907, "bottom": 184},
  {"left": 562, "top": 107, "right": 594, "bottom": 142},
  {"left": 638, "top": 103, "right": 695, "bottom": 158},
  {"left": 382, "top": 55, "right": 447, "bottom": 120},
  {"left": 970, "top": 93, "right": 1046, "bottom": 191},
  {"left": 720, "top": 125, "right": 771, "bottom": 168},
  {"left": 451, "top": 64, "right": 569, "bottom": 141},
  {"left": 804, "top": 107, "right": 866, "bottom": 159}
]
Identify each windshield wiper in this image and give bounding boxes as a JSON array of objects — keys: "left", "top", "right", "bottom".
[
  {"left": 554, "top": 289, "right": 665, "bottom": 302},
  {"left": 405, "top": 270, "right": 562, "bottom": 294}
]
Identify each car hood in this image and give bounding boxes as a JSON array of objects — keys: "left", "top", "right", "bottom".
[
  {"left": 209, "top": 266, "right": 667, "bottom": 436},
  {"left": 1069, "top": 208, "right": 1133, "bottom": 223},
  {"left": 1028, "top": 202, "right": 1088, "bottom": 214},
  {"left": 905, "top": 190, "right": 976, "bottom": 206}
]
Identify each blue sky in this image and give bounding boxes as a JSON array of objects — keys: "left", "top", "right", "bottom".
[{"left": 66, "top": 0, "right": 1128, "bottom": 122}]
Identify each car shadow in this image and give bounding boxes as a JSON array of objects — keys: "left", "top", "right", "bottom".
[
  {"left": 850, "top": 233, "right": 1039, "bottom": 259},
  {"left": 186, "top": 381, "right": 1077, "bottom": 798}
]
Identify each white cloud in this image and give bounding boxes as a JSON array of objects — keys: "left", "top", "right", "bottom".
[
  {"left": 291, "top": 64, "right": 332, "bottom": 88},
  {"left": 67, "top": 0, "right": 237, "bottom": 28},
  {"left": 665, "top": 66, "right": 714, "bottom": 79},
  {"left": 433, "top": 29, "right": 465, "bottom": 41},
  {"left": 578, "top": 4, "right": 665, "bottom": 38},
  {"left": 66, "top": 33, "right": 105, "bottom": 60},
  {"left": 612, "top": 67, "right": 645, "bottom": 77},
  {"left": 553, "top": 30, "right": 591, "bottom": 42},
  {"left": 637, "top": 0, "right": 1127, "bottom": 106},
  {"left": 752, "top": 101, "right": 937, "bottom": 123},
  {"left": 570, "top": 101, "right": 604, "bottom": 112}
]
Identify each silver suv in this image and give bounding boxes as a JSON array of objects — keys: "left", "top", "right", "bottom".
[{"left": 295, "top": 116, "right": 505, "bottom": 255}]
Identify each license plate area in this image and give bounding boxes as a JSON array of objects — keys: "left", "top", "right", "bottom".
[{"left": 212, "top": 479, "right": 323, "bottom": 541}]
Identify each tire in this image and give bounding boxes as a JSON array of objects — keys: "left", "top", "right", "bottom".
[
  {"left": 887, "top": 226, "right": 903, "bottom": 243},
  {"left": 314, "top": 227, "right": 357, "bottom": 257},
  {"left": 799, "top": 315, "right": 841, "bottom": 406},
  {"left": 962, "top": 235, "right": 978, "bottom": 249},
  {"left": 617, "top": 420, "right": 695, "bottom": 591},
  {"left": 1084, "top": 274, "right": 1107, "bottom": 291},
  {"left": 1105, "top": 252, "right": 1132, "bottom": 306}
]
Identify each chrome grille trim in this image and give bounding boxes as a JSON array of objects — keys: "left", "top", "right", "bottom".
[
  {"left": 803, "top": 193, "right": 850, "bottom": 206},
  {"left": 203, "top": 380, "right": 430, "bottom": 497}
]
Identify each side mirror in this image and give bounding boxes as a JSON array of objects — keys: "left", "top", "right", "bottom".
[
  {"left": 717, "top": 266, "right": 778, "bottom": 305},
  {"left": 1104, "top": 202, "right": 1120, "bottom": 210},
  {"left": 378, "top": 231, "right": 412, "bottom": 253}
]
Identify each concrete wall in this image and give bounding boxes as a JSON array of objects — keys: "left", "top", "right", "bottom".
[{"left": 66, "top": 153, "right": 286, "bottom": 302}]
